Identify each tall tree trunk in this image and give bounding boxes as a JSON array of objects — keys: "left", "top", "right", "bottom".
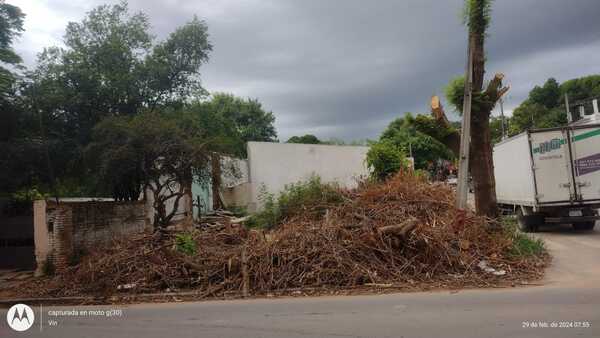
[
  {"left": 469, "top": 112, "right": 498, "bottom": 218},
  {"left": 211, "top": 153, "right": 223, "bottom": 210},
  {"left": 468, "top": 2, "right": 499, "bottom": 219}
]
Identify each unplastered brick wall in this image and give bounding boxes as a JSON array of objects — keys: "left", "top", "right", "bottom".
[{"left": 35, "top": 199, "right": 149, "bottom": 274}]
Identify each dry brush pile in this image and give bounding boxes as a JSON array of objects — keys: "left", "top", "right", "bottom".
[{"left": 33, "top": 172, "right": 548, "bottom": 298}]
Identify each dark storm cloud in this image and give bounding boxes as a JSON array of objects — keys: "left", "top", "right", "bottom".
[{"left": 14, "top": 0, "right": 600, "bottom": 141}]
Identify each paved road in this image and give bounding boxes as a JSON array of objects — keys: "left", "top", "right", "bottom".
[{"left": 1, "top": 224, "right": 599, "bottom": 338}]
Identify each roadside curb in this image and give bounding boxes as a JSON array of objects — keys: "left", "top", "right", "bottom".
[{"left": 0, "top": 290, "right": 234, "bottom": 307}]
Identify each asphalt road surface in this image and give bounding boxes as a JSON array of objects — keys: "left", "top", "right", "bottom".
[{"left": 1, "top": 223, "right": 599, "bottom": 338}]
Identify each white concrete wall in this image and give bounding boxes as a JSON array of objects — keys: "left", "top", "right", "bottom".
[{"left": 247, "top": 142, "right": 370, "bottom": 211}]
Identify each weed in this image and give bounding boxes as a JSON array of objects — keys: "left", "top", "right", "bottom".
[
  {"left": 174, "top": 232, "right": 197, "bottom": 256},
  {"left": 247, "top": 177, "right": 344, "bottom": 228}
]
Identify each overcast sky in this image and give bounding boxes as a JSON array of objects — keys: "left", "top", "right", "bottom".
[{"left": 10, "top": 0, "right": 600, "bottom": 141}]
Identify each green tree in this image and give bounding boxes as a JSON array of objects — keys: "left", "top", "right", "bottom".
[
  {"left": 191, "top": 93, "right": 277, "bottom": 157},
  {"left": 185, "top": 93, "right": 277, "bottom": 209},
  {"left": 27, "top": 2, "right": 211, "bottom": 143},
  {"left": 560, "top": 75, "right": 600, "bottom": 103},
  {"left": 507, "top": 77, "right": 575, "bottom": 136},
  {"left": 88, "top": 111, "right": 217, "bottom": 227},
  {"left": 0, "top": 0, "right": 25, "bottom": 138},
  {"left": 529, "top": 78, "right": 560, "bottom": 108},
  {"left": 0, "top": 0, "right": 24, "bottom": 95},
  {"left": 379, "top": 113, "right": 455, "bottom": 170},
  {"left": 509, "top": 102, "right": 566, "bottom": 135},
  {"left": 0, "top": 2, "right": 35, "bottom": 195},
  {"left": 287, "top": 134, "right": 321, "bottom": 144},
  {"left": 16, "top": 2, "right": 212, "bottom": 195}
]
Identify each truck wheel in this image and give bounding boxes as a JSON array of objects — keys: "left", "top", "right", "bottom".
[
  {"left": 516, "top": 208, "right": 543, "bottom": 233},
  {"left": 573, "top": 221, "right": 596, "bottom": 231},
  {"left": 573, "top": 208, "right": 597, "bottom": 231}
]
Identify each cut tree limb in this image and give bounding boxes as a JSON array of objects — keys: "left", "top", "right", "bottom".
[
  {"left": 377, "top": 217, "right": 419, "bottom": 237},
  {"left": 430, "top": 96, "right": 460, "bottom": 157}
]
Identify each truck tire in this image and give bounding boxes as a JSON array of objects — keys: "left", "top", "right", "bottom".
[
  {"left": 572, "top": 208, "right": 597, "bottom": 231},
  {"left": 573, "top": 221, "right": 596, "bottom": 231},
  {"left": 516, "top": 208, "right": 543, "bottom": 233}
]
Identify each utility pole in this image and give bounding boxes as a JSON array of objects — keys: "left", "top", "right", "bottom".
[
  {"left": 565, "top": 93, "right": 572, "bottom": 124},
  {"left": 499, "top": 98, "right": 506, "bottom": 140},
  {"left": 456, "top": 36, "right": 474, "bottom": 209}
]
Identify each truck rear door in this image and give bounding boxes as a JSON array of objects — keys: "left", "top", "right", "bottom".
[
  {"left": 530, "top": 129, "right": 575, "bottom": 203},
  {"left": 569, "top": 125, "right": 600, "bottom": 201}
]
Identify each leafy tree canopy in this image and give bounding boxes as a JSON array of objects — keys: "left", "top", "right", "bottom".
[
  {"left": 448, "top": 75, "right": 600, "bottom": 144},
  {"left": 0, "top": 0, "right": 24, "bottom": 95},
  {"left": 506, "top": 76, "right": 600, "bottom": 137},
  {"left": 87, "top": 111, "right": 221, "bottom": 226},
  {"left": 25, "top": 1, "right": 212, "bottom": 144},
  {"left": 3, "top": 2, "right": 214, "bottom": 197},
  {"left": 188, "top": 93, "right": 277, "bottom": 157},
  {"left": 287, "top": 134, "right": 321, "bottom": 144},
  {"left": 379, "top": 113, "right": 455, "bottom": 170}
]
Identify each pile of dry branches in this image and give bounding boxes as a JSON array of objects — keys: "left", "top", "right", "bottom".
[{"left": 35, "top": 171, "right": 547, "bottom": 298}]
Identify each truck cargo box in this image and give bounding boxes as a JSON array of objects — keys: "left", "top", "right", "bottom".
[{"left": 494, "top": 124, "right": 600, "bottom": 207}]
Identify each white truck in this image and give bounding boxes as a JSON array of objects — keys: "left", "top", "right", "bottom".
[{"left": 493, "top": 121, "right": 600, "bottom": 232}]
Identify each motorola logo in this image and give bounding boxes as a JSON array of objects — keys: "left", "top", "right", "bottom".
[{"left": 6, "top": 304, "right": 35, "bottom": 331}]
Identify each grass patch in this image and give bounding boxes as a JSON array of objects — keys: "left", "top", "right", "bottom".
[
  {"left": 510, "top": 232, "right": 545, "bottom": 257},
  {"left": 501, "top": 216, "right": 546, "bottom": 257}
]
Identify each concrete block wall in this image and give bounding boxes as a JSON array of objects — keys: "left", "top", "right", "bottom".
[
  {"left": 34, "top": 199, "right": 149, "bottom": 274},
  {"left": 51, "top": 204, "right": 73, "bottom": 273}
]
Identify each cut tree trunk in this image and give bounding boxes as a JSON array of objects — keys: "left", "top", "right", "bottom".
[
  {"left": 468, "top": 14, "right": 500, "bottom": 219},
  {"left": 469, "top": 111, "right": 499, "bottom": 218}
]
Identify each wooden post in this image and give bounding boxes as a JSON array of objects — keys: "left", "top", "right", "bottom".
[{"left": 241, "top": 245, "right": 249, "bottom": 298}]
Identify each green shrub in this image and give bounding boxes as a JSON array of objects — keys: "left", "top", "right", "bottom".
[
  {"left": 246, "top": 187, "right": 279, "bottom": 228},
  {"left": 174, "top": 232, "right": 197, "bottom": 256},
  {"left": 278, "top": 176, "right": 343, "bottom": 218},
  {"left": 247, "top": 177, "right": 344, "bottom": 228},
  {"left": 366, "top": 141, "right": 408, "bottom": 181}
]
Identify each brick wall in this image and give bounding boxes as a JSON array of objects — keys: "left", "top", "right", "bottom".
[{"left": 35, "top": 199, "right": 148, "bottom": 274}]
